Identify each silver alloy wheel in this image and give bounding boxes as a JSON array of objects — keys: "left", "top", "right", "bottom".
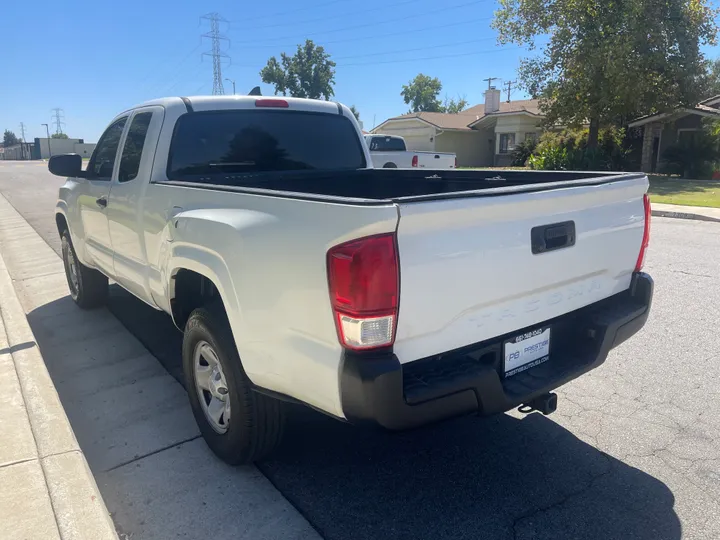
[
  {"left": 65, "top": 245, "right": 79, "bottom": 300},
  {"left": 193, "top": 340, "right": 231, "bottom": 434}
]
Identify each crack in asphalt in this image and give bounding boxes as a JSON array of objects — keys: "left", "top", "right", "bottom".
[{"left": 510, "top": 452, "right": 613, "bottom": 540}]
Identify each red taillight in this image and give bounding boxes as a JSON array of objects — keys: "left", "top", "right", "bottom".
[
  {"left": 635, "top": 194, "right": 651, "bottom": 272},
  {"left": 411, "top": 155, "right": 418, "bottom": 167},
  {"left": 255, "top": 99, "right": 289, "bottom": 108},
  {"left": 327, "top": 234, "right": 399, "bottom": 350}
]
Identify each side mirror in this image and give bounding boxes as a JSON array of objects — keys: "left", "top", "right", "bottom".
[{"left": 48, "top": 154, "right": 83, "bottom": 178}]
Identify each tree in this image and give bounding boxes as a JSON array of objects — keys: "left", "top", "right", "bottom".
[
  {"left": 401, "top": 75, "right": 469, "bottom": 113},
  {"left": 260, "top": 40, "right": 336, "bottom": 100},
  {"left": 493, "top": 0, "right": 719, "bottom": 147},
  {"left": 442, "top": 95, "right": 469, "bottom": 114},
  {"left": 51, "top": 133, "right": 69, "bottom": 139},
  {"left": 349, "top": 105, "right": 361, "bottom": 121},
  {"left": 3, "top": 130, "right": 19, "bottom": 147},
  {"left": 401, "top": 74, "right": 443, "bottom": 112},
  {"left": 703, "top": 58, "right": 720, "bottom": 97}
]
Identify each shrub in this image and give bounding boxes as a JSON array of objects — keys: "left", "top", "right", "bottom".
[
  {"left": 660, "top": 129, "right": 720, "bottom": 179},
  {"left": 511, "top": 138, "right": 537, "bottom": 166},
  {"left": 528, "top": 126, "right": 631, "bottom": 171}
]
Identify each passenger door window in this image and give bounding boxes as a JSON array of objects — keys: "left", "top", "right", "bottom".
[
  {"left": 87, "top": 117, "right": 127, "bottom": 180},
  {"left": 118, "top": 112, "right": 153, "bottom": 182}
]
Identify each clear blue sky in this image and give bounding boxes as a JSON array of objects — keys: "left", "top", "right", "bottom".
[{"left": 2, "top": 0, "right": 719, "bottom": 142}]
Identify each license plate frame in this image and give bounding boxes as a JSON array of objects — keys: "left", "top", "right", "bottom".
[{"left": 503, "top": 326, "right": 551, "bottom": 377}]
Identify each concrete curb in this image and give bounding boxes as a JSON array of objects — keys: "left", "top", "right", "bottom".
[
  {"left": 0, "top": 251, "right": 118, "bottom": 539},
  {"left": 652, "top": 209, "right": 720, "bottom": 223}
]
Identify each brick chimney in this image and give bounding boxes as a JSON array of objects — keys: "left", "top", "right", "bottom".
[{"left": 484, "top": 86, "right": 501, "bottom": 114}]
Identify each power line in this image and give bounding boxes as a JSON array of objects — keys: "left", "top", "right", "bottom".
[
  {"left": 332, "top": 37, "right": 496, "bottom": 61},
  {"left": 340, "top": 47, "right": 519, "bottom": 67},
  {"left": 229, "top": 0, "right": 450, "bottom": 33},
  {"left": 144, "top": 41, "right": 203, "bottom": 95},
  {"left": 238, "top": 17, "right": 493, "bottom": 50},
  {"left": 51, "top": 108, "right": 65, "bottom": 135},
  {"left": 236, "top": 0, "right": 349, "bottom": 24},
  {"left": 201, "top": 13, "right": 230, "bottom": 95},
  {"left": 231, "top": 0, "right": 484, "bottom": 45}
]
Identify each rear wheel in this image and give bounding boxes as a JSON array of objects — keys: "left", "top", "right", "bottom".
[
  {"left": 61, "top": 231, "right": 108, "bottom": 309},
  {"left": 383, "top": 162, "right": 397, "bottom": 168},
  {"left": 182, "top": 303, "right": 285, "bottom": 464}
]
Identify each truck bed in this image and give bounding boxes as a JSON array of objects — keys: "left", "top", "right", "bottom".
[{"left": 159, "top": 168, "right": 639, "bottom": 203}]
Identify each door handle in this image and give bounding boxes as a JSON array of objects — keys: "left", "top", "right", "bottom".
[
  {"left": 96, "top": 197, "right": 107, "bottom": 209},
  {"left": 531, "top": 221, "right": 576, "bottom": 254}
]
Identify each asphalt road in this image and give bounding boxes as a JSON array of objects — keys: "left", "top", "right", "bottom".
[{"left": 1, "top": 160, "right": 719, "bottom": 540}]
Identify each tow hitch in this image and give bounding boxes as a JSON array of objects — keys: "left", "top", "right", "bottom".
[{"left": 519, "top": 392, "right": 558, "bottom": 416}]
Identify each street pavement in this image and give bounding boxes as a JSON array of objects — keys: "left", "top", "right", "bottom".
[{"left": 0, "top": 160, "right": 719, "bottom": 540}]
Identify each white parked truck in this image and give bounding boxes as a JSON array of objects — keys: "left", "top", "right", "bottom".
[
  {"left": 50, "top": 95, "right": 653, "bottom": 465},
  {"left": 364, "top": 134, "right": 456, "bottom": 169}
]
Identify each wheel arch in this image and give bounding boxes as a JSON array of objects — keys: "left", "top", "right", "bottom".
[{"left": 170, "top": 268, "right": 228, "bottom": 330}]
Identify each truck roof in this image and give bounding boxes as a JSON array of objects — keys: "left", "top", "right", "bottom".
[{"left": 128, "top": 95, "right": 345, "bottom": 116}]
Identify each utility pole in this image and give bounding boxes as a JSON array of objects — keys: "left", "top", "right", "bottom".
[
  {"left": 224, "top": 78, "right": 236, "bottom": 95},
  {"left": 482, "top": 77, "right": 499, "bottom": 90},
  {"left": 18, "top": 123, "right": 27, "bottom": 160},
  {"left": 41, "top": 123, "right": 52, "bottom": 158},
  {"left": 201, "top": 13, "right": 230, "bottom": 96},
  {"left": 51, "top": 108, "right": 66, "bottom": 135},
  {"left": 503, "top": 80, "right": 516, "bottom": 102}
]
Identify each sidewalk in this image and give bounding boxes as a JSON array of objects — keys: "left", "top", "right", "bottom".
[
  {"left": 0, "top": 247, "right": 117, "bottom": 539},
  {"left": 652, "top": 202, "right": 720, "bottom": 223},
  {"left": 0, "top": 194, "right": 320, "bottom": 539}
]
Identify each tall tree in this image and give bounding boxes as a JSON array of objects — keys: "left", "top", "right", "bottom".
[
  {"left": 349, "top": 105, "right": 361, "bottom": 121},
  {"left": 442, "top": 95, "right": 469, "bottom": 114},
  {"left": 3, "top": 130, "right": 19, "bottom": 147},
  {"left": 703, "top": 57, "right": 720, "bottom": 97},
  {"left": 493, "top": 0, "right": 719, "bottom": 147},
  {"left": 260, "top": 40, "right": 336, "bottom": 100},
  {"left": 401, "top": 74, "right": 443, "bottom": 112}
]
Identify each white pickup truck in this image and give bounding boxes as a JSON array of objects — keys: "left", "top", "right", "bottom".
[
  {"left": 365, "top": 134, "right": 456, "bottom": 169},
  {"left": 50, "top": 96, "right": 653, "bottom": 465}
]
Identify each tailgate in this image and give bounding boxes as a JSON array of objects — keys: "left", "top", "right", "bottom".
[{"left": 393, "top": 176, "right": 648, "bottom": 363}]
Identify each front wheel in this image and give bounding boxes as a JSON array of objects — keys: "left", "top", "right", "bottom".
[
  {"left": 182, "top": 304, "right": 285, "bottom": 464},
  {"left": 61, "top": 231, "right": 108, "bottom": 309}
]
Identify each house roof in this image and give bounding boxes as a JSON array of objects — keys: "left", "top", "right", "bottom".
[
  {"left": 629, "top": 97, "right": 720, "bottom": 127},
  {"left": 376, "top": 99, "right": 542, "bottom": 132}
]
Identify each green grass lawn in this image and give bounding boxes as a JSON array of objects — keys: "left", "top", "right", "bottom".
[{"left": 647, "top": 175, "right": 720, "bottom": 208}]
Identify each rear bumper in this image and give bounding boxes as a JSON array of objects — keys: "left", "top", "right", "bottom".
[{"left": 340, "top": 272, "right": 653, "bottom": 430}]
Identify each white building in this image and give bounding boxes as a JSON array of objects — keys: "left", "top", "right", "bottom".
[{"left": 34, "top": 138, "right": 96, "bottom": 160}]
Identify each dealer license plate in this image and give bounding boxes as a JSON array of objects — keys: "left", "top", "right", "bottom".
[{"left": 504, "top": 327, "right": 551, "bottom": 377}]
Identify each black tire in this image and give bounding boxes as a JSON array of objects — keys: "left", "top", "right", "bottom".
[
  {"left": 61, "top": 231, "right": 108, "bottom": 309},
  {"left": 182, "top": 303, "right": 285, "bottom": 465},
  {"left": 383, "top": 162, "right": 398, "bottom": 168}
]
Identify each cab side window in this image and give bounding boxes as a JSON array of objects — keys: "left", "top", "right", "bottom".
[
  {"left": 87, "top": 117, "right": 127, "bottom": 180},
  {"left": 118, "top": 112, "right": 153, "bottom": 182}
]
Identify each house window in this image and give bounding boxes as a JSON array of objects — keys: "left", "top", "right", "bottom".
[
  {"left": 677, "top": 129, "right": 699, "bottom": 145},
  {"left": 499, "top": 133, "right": 516, "bottom": 154},
  {"left": 525, "top": 132, "right": 537, "bottom": 143}
]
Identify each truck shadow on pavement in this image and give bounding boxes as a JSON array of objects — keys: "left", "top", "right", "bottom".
[{"left": 32, "top": 286, "right": 681, "bottom": 540}]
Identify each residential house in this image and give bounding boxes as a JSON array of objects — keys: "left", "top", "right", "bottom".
[
  {"left": 629, "top": 95, "right": 720, "bottom": 173},
  {"left": 372, "top": 87, "right": 543, "bottom": 167}
]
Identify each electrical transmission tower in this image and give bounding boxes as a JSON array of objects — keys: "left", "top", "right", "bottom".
[
  {"left": 19, "top": 122, "right": 27, "bottom": 142},
  {"left": 51, "top": 108, "right": 66, "bottom": 135},
  {"left": 201, "top": 13, "right": 230, "bottom": 95}
]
